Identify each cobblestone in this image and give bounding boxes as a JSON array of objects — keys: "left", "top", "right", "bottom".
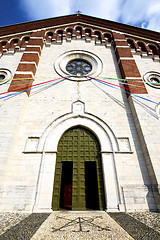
[
  {"left": 129, "top": 212, "right": 160, "bottom": 233},
  {"left": 0, "top": 213, "right": 29, "bottom": 235},
  {"left": 0, "top": 211, "right": 159, "bottom": 240},
  {"left": 108, "top": 212, "right": 160, "bottom": 240},
  {"left": 31, "top": 211, "right": 133, "bottom": 240},
  {"left": 0, "top": 213, "right": 50, "bottom": 240}
]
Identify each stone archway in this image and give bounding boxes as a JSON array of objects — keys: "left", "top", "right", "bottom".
[
  {"left": 52, "top": 126, "right": 105, "bottom": 211},
  {"left": 33, "top": 101, "right": 121, "bottom": 212}
]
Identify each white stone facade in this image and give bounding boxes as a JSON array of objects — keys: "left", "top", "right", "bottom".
[{"left": 0, "top": 19, "right": 160, "bottom": 213}]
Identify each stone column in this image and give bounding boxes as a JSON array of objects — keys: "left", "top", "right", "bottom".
[
  {"left": 101, "top": 153, "right": 120, "bottom": 211},
  {"left": 33, "top": 152, "right": 57, "bottom": 212}
]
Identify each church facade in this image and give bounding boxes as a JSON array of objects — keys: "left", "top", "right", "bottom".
[{"left": 0, "top": 14, "right": 160, "bottom": 213}]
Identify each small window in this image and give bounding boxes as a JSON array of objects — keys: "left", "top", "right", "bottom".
[
  {"left": 24, "top": 37, "right": 30, "bottom": 43},
  {"left": 143, "top": 71, "right": 160, "bottom": 88},
  {"left": 0, "top": 69, "right": 12, "bottom": 85},
  {"left": 47, "top": 32, "right": 53, "bottom": 39},
  {"left": 13, "top": 39, "right": 19, "bottom": 45},
  {"left": 0, "top": 74, "right": 5, "bottom": 80},
  {"left": 1, "top": 41, "right": 7, "bottom": 48}
]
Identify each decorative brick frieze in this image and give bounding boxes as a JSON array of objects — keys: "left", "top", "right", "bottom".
[
  {"left": 71, "top": 28, "right": 76, "bottom": 39},
  {"left": 101, "top": 34, "right": 106, "bottom": 45},
  {"left": 0, "top": 14, "right": 159, "bottom": 42},
  {"left": 45, "top": 32, "right": 54, "bottom": 45},
  {"left": 3, "top": 41, "right": 10, "bottom": 53},
  {"left": 157, "top": 43, "right": 160, "bottom": 52},
  {"left": 81, "top": 28, "right": 85, "bottom": 39},
  {"left": 112, "top": 31, "right": 147, "bottom": 94},
  {"left": 0, "top": 43, "right": 3, "bottom": 54},
  {"left": 20, "top": 37, "right": 29, "bottom": 49},
  {"left": 8, "top": 30, "right": 45, "bottom": 96},
  {"left": 145, "top": 45, "right": 152, "bottom": 56},
  {"left": 134, "top": 41, "right": 141, "bottom": 53}
]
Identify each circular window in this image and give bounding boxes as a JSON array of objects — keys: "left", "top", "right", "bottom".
[
  {"left": 54, "top": 50, "right": 103, "bottom": 81},
  {"left": 66, "top": 59, "right": 92, "bottom": 76},
  {"left": 0, "top": 75, "right": 5, "bottom": 80},
  {"left": 0, "top": 69, "right": 12, "bottom": 85},
  {"left": 143, "top": 72, "right": 160, "bottom": 88}
]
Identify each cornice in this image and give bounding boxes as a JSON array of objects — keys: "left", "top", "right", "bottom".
[{"left": 0, "top": 14, "right": 159, "bottom": 42}]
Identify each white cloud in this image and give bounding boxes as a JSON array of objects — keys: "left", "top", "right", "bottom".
[
  {"left": 119, "top": 0, "right": 160, "bottom": 31},
  {"left": 77, "top": 0, "right": 121, "bottom": 21},
  {"left": 20, "top": 0, "right": 73, "bottom": 20},
  {"left": 146, "top": 16, "right": 160, "bottom": 32},
  {"left": 20, "top": 0, "right": 160, "bottom": 31}
]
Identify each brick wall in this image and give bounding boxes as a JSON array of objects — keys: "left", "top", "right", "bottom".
[
  {"left": 112, "top": 32, "right": 148, "bottom": 94},
  {"left": 8, "top": 30, "right": 45, "bottom": 95}
]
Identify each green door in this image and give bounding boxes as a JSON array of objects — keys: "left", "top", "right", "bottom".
[{"left": 52, "top": 127, "right": 105, "bottom": 210}]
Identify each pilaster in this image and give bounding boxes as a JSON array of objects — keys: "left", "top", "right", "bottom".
[
  {"left": 8, "top": 30, "right": 45, "bottom": 96},
  {"left": 112, "top": 32, "right": 147, "bottom": 94}
]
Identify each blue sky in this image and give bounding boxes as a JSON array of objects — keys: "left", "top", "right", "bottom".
[{"left": 0, "top": 0, "right": 160, "bottom": 32}]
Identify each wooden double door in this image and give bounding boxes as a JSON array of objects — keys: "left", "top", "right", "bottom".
[{"left": 52, "top": 127, "right": 105, "bottom": 211}]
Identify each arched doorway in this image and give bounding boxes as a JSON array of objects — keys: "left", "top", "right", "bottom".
[{"left": 52, "top": 126, "right": 105, "bottom": 211}]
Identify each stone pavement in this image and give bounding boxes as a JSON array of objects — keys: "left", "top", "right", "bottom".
[{"left": 0, "top": 211, "right": 159, "bottom": 240}]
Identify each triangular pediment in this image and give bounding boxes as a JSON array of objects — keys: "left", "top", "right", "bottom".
[{"left": 0, "top": 13, "right": 159, "bottom": 41}]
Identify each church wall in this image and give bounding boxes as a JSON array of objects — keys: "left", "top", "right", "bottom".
[
  {"left": 0, "top": 52, "right": 26, "bottom": 211},
  {"left": 0, "top": 31, "right": 159, "bottom": 212},
  {"left": 128, "top": 54, "right": 160, "bottom": 209},
  {"left": 0, "top": 52, "right": 23, "bottom": 92},
  {"left": 133, "top": 55, "right": 160, "bottom": 177}
]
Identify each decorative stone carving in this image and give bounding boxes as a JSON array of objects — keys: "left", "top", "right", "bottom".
[
  {"left": 118, "top": 138, "right": 131, "bottom": 152},
  {"left": 25, "top": 137, "right": 39, "bottom": 152}
]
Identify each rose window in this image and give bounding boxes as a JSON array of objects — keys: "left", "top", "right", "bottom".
[{"left": 66, "top": 59, "right": 92, "bottom": 76}]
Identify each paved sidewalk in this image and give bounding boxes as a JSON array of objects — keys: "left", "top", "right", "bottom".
[
  {"left": 0, "top": 211, "right": 159, "bottom": 239},
  {"left": 31, "top": 211, "right": 133, "bottom": 240}
]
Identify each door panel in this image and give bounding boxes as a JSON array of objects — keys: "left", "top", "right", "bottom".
[
  {"left": 85, "top": 161, "right": 99, "bottom": 210},
  {"left": 60, "top": 162, "right": 73, "bottom": 210},
  {"left": 52, "top": 127, "right": 105, "bottom": 210},
  {"left": 64, "top": 185, "right": 72, "bottom": 209}
]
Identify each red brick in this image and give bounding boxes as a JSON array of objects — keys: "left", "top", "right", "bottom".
[
  {"left": 28, "top": 38, "right": 43, "bottom": 48},
  {"left": 114, "top": 40, "right": 129, "bottom": 46},
  {"left": 112, "top": 30, "right": 148, "bottom": 94},
  {"left": 25, "top": 46, "right": 41, "bottom": 54},
  {"left": 119, "top": 60, "right": 141, "bottom": 78},
  {"left": 112, "top": 32, "right": 125, "bottom": 39},
  {"left": 125, "top": 79, "right": 147, "bottom": 94},
  {"left": 17, "top": 63, "right": 36, "bottom": 75},
  {"left": 115, "top": 48, "right": 133, "bottom": 60},
  {"left": 21, "top": 53, "right": 39, "bottom": 65},
  {"left": 8, "top": 74, "right": 34, "bottom": 96},
  {"left": 31, "top": 30, "right": 45, "bottom": 37}
]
